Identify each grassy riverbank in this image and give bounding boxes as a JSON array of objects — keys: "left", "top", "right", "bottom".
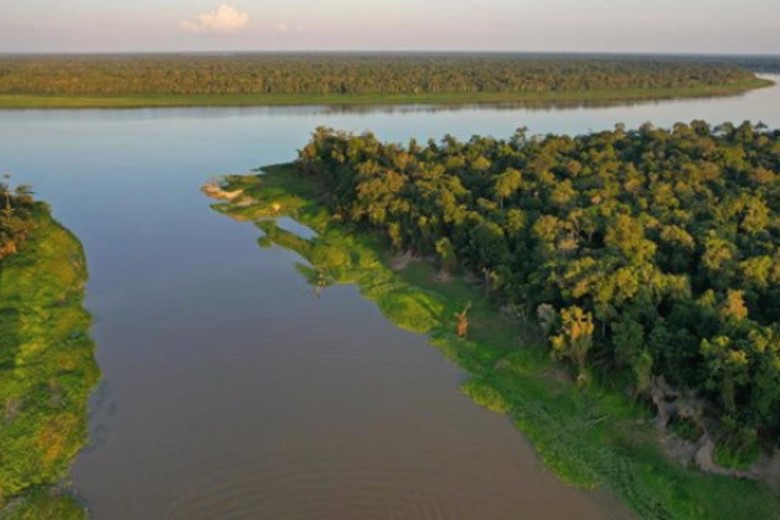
[
  {"left": 208, "top": 164, "right": 780, "bottom": 520},
  {"left": 0, "top": 78, "right": 772, "bottom": 109},
  {"left": 0, "top": 207, "right": 98, "bottom": 519}
]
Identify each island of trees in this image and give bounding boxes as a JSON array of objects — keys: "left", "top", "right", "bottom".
[
  {"left": 0, "top": 178, "right": 98, "bottom": 519},
  {"left": 205, "top": 120, "right": 780, "bottom": 519},
  {"left": 295, "top": 122, "right": 780, "bottom": 470},
  {"left": 0, "top": 54, "right": 771, "bottom": 108}
]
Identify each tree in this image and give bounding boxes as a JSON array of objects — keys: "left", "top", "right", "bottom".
[
  {"left": 701, "top": 336, "right": 749, "bottom": 414},
  {"left": 702, "top": 235, "right": 737, "bottom": 278},
  {"left": 551, "top": 306, "right": 595, "bottom": 386},
  {"left": 493, "top": 168, "right": 522, "bottom": 209},
  {"left": 612, "top": 316, "right": 653, "bottom": 395},
  {"left": 720, "top": 289, "right": 748, "bottom": 321},
  {"left": 295, "top": 122, "right": 780, "bottom": 442},
  {"left": 1, "top": 174, "right": 12, "bottom": 218},
  {"left": 435, "top": 237, "right": 457, "bottom": 274}
]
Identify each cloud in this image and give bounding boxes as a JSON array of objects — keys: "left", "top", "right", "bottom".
[
  {"left": 276, "top": 23, "right": 289, "bottom": 33},
  {"left": 181, "top": 4, "right": 249, "bottom": 34}
]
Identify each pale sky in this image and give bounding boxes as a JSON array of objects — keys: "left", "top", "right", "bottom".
[{"left": 1, "top": 0, "right": 778, "bottom": 54}]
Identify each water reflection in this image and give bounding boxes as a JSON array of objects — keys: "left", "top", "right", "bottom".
[
  {"left": 311, "top": 90, "right": 759, "bottom": 115},
  {"left": 295, "top": 264, "right": 334, "bottom": 300}
]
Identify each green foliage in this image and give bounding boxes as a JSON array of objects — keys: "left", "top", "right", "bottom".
[
  {"left": 375, "top": 287, "right": 443, "bottom": 334},
  {"left": 550, "top": 306, "right": 595, "bottom": 386},
  {"left": 294, "top": 123, "right": 780, "bottom": 446},
  {"left": 0, "top": 54, "right": 759, "bottom": 99},
  {"left": 0, "top": 177, "right": 36, "bottom": 260},
  {"left": 461, "top": 379, "right": 510, "bottom": 414},
  {"left": 714, "top": 418, "right": 761, "bottom": 470},
  {"left": 1, "top": 489, "right": 84, "bottom": 520},
  {"left": 714, "top": 433, "right": 761, "bottom": 471},
  {"left": 211, "top": 163, "right": 780, "bottom": 520},
  {"left": 0, "top": 206, "right": 98, "bottom": 517},
  {"left": 669, "top": 416, "right": 703, "bottom": 442}
]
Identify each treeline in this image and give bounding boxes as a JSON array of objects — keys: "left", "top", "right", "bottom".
[
  {"left": 685, "top": 55, "right": 780, "bottom": 74},
  {"left": 0, "top": 54, "right": 758, "bottom": 96},
  {"left": 0, "top": 177, "right": 36, "bottom": 260},
  {"left": 297, "top": 122, "right": 780, "bottom": 464}
]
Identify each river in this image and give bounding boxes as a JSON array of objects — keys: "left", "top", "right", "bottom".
[{"left": 1, "top": 77, "right": 779, "bottom": 519}]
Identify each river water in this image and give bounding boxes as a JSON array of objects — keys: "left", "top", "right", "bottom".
[{"left": 1, "top": 77, "right": 779, "bottom": 519}]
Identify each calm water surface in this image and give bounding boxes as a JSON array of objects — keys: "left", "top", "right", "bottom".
[{"left": 1, "top": 77, "right": 779, "bottom": 519}]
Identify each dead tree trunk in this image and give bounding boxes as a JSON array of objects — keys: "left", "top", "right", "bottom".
[{"left": 456, "top": 302, "right": 472, "bottom": 338}]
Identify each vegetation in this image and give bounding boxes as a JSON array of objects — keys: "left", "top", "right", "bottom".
[
  {"left": 208, "top": 163, "right": 780, "bottom": 520},
  {"left": 296, "top": 123, "right": 780, "bottom": 455},
  {"left": 0, "top": 54, "right": 771, "bottom": 108},
  {"left": 0, "top": 183, "right": 97, "bottom": 519},
  {"left": 690, "top": 55, "right": 780, "bottom": 74},
  {"left": 0, "top": 176, "right": 35, "bottom": 260}
]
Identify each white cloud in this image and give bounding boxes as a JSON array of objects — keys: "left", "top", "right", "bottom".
[
  {"left": 276, "top": 23, "right": 289, "bottom": 33},
  {"left": 181, "top": 4, "right": 249, "bottom": 34}
]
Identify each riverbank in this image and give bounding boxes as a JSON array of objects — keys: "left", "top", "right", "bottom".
[
  {"left": 206, "top": 164, "right": 780, "bottom": 520},
  {"left": 0, "top": 78, "right": 772, "bottom": 109},
  {"left": 0, "top": 207, "right": 98, "bottom": 519}
]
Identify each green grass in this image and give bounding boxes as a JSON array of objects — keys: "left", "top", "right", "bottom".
[
  {"left": 0, "top": 78, "right": 773, "bottom": 109},
  {"left": 1, "top": 489, "right": 84, "bottom": 520},
  {"left": 208, "top": 164, "right": 780, "bottom": 520},
  {"left": 0, "top": 207, "right": 98, "bottom": 519}
]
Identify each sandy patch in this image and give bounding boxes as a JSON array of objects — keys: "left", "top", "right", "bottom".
[{"left": 202, "top": 182, "right": 243, "bottom": 201}]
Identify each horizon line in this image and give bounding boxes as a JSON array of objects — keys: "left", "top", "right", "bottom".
[{"left": 1, "top": 50, "right": 779, "bottom": 58}]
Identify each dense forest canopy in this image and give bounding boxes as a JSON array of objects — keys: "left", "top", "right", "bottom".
[
  {"left": 694, "top": 55, "right": 780, "bottom": 74},
  {"left": 297, "top": 122, "right": 780, "bottom": 463},
  {"left": 0, "top": 176, "right": 36, "bottom": 260},
  {"left": 0, "top": 54, "right": 761, "bottom": 96}
]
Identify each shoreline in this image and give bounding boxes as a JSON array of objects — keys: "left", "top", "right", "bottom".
[
  {"left": 206, "top": 164, "right": 780, "bottom": 520},
  {"left": 0, "top": 78, "right": 772, "bottom": 110},
  {"left": 0, "top": 208, "right": 98, "bottom": 519}
]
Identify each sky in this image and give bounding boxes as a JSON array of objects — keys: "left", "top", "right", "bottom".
[{"left": 1, "top": 0, "right": 778, "bottom": 54}]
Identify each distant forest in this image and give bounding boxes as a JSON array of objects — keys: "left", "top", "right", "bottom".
[
  {"left": 0, "top": 54, "right": 764, "bottom": 96},
  {"left": 298, "top": 122, "right": 780, "bottom": 465},
  {"left": 687, "top": 55, "right": 780, "bottom": 74}
]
